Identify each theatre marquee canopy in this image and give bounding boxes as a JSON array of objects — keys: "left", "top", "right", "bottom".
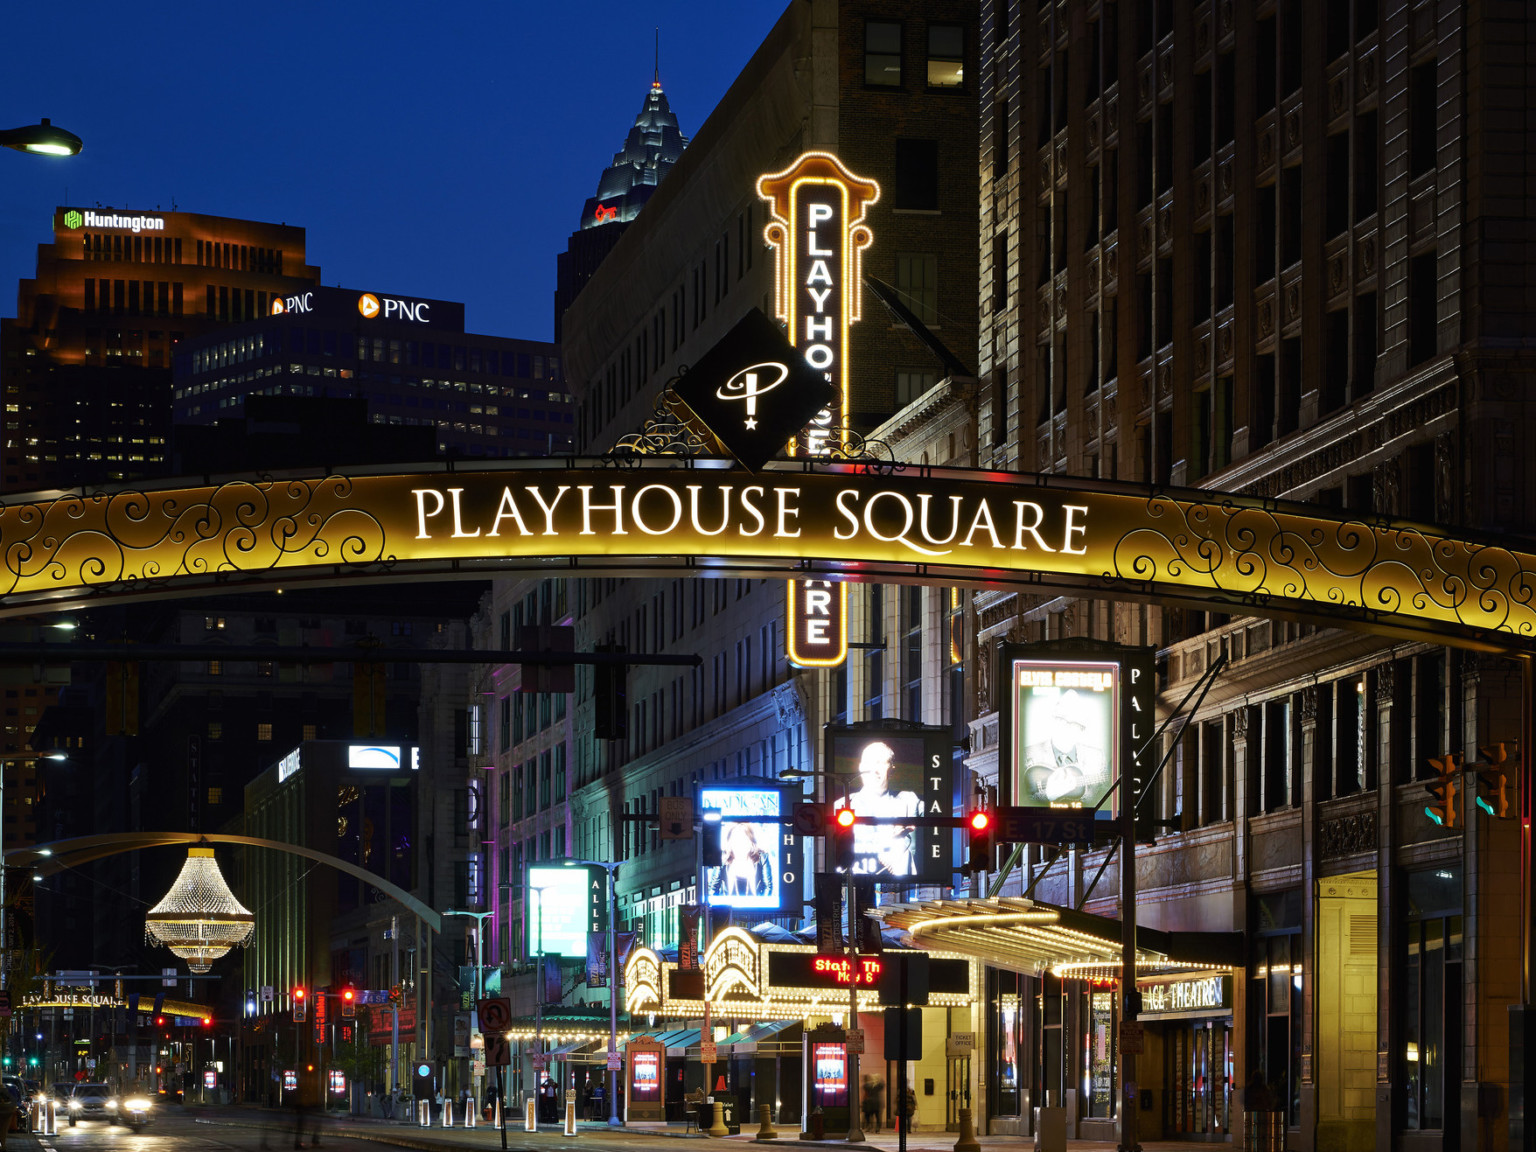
[{"left": 0, "top": 458, "right": 1532, "bottom": 653}]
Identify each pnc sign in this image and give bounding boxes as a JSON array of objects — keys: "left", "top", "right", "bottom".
[
  {"left": 272, "top": 292, "right": 314, "bottom": 316},
  {"left": 358, "top": 292, "right": 431, "bottom": 323},
  {"left": 758, "top": 151, "right": 880, "bottom": 668}
]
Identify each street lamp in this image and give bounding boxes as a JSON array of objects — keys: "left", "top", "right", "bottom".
[
  {"left": 443, "top": 907, "right": 494, "bottom": 1102},
  {"left": 563, "top": 858, "right": 622, "bottom": 1128},
  {"left": 0, "top": 119, "right": 83, "bottom": 157}
]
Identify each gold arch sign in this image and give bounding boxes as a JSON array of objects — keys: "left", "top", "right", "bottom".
[{"left": 0, "top": 460, "right": 1532, "bottom": 653}]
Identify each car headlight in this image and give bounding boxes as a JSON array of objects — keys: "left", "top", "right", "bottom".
[
  {"left": 125, "top": 1097, "right": 151, "bottom": 1110},
  {"left": 108, "top": 1098, "right": 119, "bottom": 1108},
  {"left": 68, "top": 1099, "right": 82, "bottom": 1110}
]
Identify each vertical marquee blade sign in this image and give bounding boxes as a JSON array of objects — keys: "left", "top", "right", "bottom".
[{"left": 758, "top": 152, "right": 880, "bottom": 669}]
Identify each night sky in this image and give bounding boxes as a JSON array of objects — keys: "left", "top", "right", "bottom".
[{"left": 0, "top": 1, "right": 786, "bottom": 344}]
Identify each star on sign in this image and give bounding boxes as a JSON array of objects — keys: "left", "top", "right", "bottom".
[{"left": 744, "top": 418, "right": 758, "bottom": 429}]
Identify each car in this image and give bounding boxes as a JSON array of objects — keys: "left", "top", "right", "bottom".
[{"left": 68, "top": 1083, "right": 115, "bottom": 1125}]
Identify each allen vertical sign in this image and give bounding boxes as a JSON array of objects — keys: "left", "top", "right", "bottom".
[{"left": 759, "top": 152, "right": 879, "bottom": 668}]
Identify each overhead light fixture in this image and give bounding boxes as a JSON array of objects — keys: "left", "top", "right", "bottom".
[
  {"left": 0, "top": 118, "right": 83, "bottom": 157},
  {"left": 145, "top": 847, "right": 255, "bottom": 973}
]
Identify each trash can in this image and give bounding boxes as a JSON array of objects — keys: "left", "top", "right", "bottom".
[{"left": 1033, "top": 1106, "right": 1066, "bottom": 1152}]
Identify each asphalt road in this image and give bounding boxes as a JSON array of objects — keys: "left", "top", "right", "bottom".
[{"left": 36, "top": 1110, "right": 407, "bottom": 1152}]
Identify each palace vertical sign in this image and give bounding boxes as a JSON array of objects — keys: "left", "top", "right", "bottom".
[{"left": 758, "top": 152, "right": 879, "bottom": 668}]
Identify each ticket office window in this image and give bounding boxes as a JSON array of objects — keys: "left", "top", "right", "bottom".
[
  {"left": 1034, "top": 972, "right": 1065, "bottom": 1109},
  {"left": 1248, "top": 932, "right": 1302, "bottom": 1127},
  {"left": 1083, "top": 986, "right": 1117, "bottom": 1119}
]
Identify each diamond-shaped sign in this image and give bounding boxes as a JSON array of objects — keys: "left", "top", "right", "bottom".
[{"left": 673, "top": 309, "right": 837, "bottom": 472}]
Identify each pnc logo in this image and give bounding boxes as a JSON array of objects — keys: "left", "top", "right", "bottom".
[
  {"left": 593, "top": 203, "right": 619, "bottom": 223},
  {"left": 273, "top": 292, "right": 314, "bottom": 316},
  {"left": 62, "top": 210, "right": 83, "bottom": 230},
  {"left": 716, "top": 362, "right": 790, "bottom": 430},
  {"left": 358, "top": 293, "right": 431, "bottom": 323}
]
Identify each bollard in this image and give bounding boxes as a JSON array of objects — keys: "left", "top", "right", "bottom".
[
  {"left": 443, "top": 1099, "right": 453, "bottom": 1127},
  {"left": 466, "top": 1097, "right": 476, "bottom": 1128},
  {"left": 526, "top": 1096, "right": 538, "bottom": 1132},
  {"left": 564, "top": 1098, "right": 579, "bottom": 1137},
  {"left": 494, "top": 1097, "right": 503, "bottom": 1129},
  {"left": 418, "top": 1099, "right": 431, "bottom": 1127},
  {"left": 755, "top": 1103, "right": 778, "bottom": 1140},
  {"left": 952, "top": 1108, "right": 980, "bottom": 1152},
  {"left": 708, "top": 1098, "right": 731, "bottom": 1138},
  {"left": 48, "top": 1099, "right": 58, "bottom": 1135}
]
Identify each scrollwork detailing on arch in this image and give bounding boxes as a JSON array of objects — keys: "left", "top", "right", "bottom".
[
  {"left": 1374, "top": 661, "right": 1396, "bottom": 703},
  {"left": 1299, "top": 686, "right": 1318, "bottom": 722},
  {"left": 606, "top": 379, "right": 722, "bottom": 462},
  {"left": 1319, "top": 810, "right": 1377, "bottom": 859}
]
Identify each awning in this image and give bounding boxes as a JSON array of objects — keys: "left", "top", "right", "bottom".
[
  {"left": 874, "top": 897, "right": 1243, "bottom": 977},
  {"left": 545, "top": 1039, "right": 598, "bottom": 1059},
  {"left": 718, "top": 1019, "right": 799, "bottom": 1054}
]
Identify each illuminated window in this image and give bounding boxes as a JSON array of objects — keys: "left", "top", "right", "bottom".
[
  {"left": 207, "top": 660, "right": 222, "bottom": 676},
  {"left": 256, "top": 722, "right": 273, "bottom": 742},
  {"left": 207, "top": 788, "right": 223, "bottom": 806},
  {"left": 302, "top": 724, "right": 317, "bottom": 741},
  {"left": 927, "top": 24, "right": 964, "bottom": 87},
  {"left": 865, "top": 20, "right": 903, "bottom": 86},
  {"left": 207, "top": 721, "right": 223, "bottom": 740}
]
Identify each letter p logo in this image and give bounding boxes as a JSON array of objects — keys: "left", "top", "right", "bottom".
[{"left": 716, "top": 362, "right": 790, "bottom": 430}]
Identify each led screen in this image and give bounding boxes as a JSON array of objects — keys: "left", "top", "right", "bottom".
[
  {"left": 527, "top": 865, "right": 599, "bottom": 957},
  {"left": 701, "top": 786, "right": 788, "bottom": 911},
  {"left": 1009, "top": 660, "right": 1118, "bottom": 809},
  {"left": 630, "top": 1052, "right": 660, "bottom": 1101},
  {"left": 811, "top": 1043, "right": 847, "bottom": 1106},
  {"left": 824, "top": 726, "right": 953, "bottom": 880}
]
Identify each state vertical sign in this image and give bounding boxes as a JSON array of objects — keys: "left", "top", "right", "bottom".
[{"left": 758, "top": 151, "right": 880, "bottom": 669}]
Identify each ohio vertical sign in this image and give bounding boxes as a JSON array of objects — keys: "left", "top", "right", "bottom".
[{"left": 758, "top": 152, "right": 879, "bottom": 668}]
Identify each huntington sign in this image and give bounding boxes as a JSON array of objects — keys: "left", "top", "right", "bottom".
[{"left": 0, "top": 461, "right": 1533, "bottom": 655}]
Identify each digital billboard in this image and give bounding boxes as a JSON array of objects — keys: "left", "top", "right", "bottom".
[
  {"left": 823, "top": 725, "right": 953, "bottom": 880},
  {"left": 527, "top": 864, "right": 605, "bottom": 957},
  {"left": 700, "top": 784, "right": 799, "bottom": 913},
  {"left": 1005, "top": 659, "right": 1118, "bottom": 809}
]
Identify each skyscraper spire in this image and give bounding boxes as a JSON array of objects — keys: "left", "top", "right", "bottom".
[
  {"left": 654, "top": 27, "right": 660, "bottom": 89},
  {"left": 577, "top": 68, "right": 688, "bottom": 231}
]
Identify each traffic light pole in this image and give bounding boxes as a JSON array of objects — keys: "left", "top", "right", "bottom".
[
  {"left": 1119, "top": 760, "right": 1140, "bottom": 1152},
  {"left": 845, "top": 866, "right": 863, "bottom": 1143}
]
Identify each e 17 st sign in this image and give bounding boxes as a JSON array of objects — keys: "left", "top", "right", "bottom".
[{"left": 758, "top": 152, "right": 879, "bottom": 668}]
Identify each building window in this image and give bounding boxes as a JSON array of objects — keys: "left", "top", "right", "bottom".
[
  {"left": 256, "top": 722, "right": 272, "bottom": 742},
  {"left": 207, "top": 787, "right": 223, "bottom": 806},
  {"left": 1402, "top": 868, "right": 1462, "bottom": 1130},
  {"left": 865, "top": 20, "right": 902, "bottom": 87},
  {"left": 902, "top": 586, "right": 922, "bottom": 720},
  {"left": 1248, "top": 889, "right": 1302, "bottom": 1128},
  {"left": 864, "top": 585, "right": 885, "bottom": 721},
  {"left": 895, "top": 254, "right": 939, "bottom": 325},
  {"left": 894, "top": 138, "right": 940, "bottom": 211},
  {"left": 207, "top": 721, "right": 223, "bottom": 740},
  {"left": 895, "top": 370, "right": 937, "bottom": 408},
  {"left": 302, "top": 724, "right": 317, "bottom": 741},
  {"left": 927, "top": 24, "right": 964, "bottom": 87},
  {"left": 207, "top": 660, "right": 222, "bottom": 676},
  {"left": 204, "top": 616, "right": 225, "bottom": 631}
]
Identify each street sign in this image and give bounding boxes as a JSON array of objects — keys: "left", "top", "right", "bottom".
[
  {"left": 260, "top": 986, "right": 274, "bottom": 1002},
  {"left": 945, "top": 1032, "right": 975, "bottom": 1057},
  {"left": 846, "top": 1028, "right": 864, "bottom": 1055},
  {"left": 532, "top": 1054, "right": 549, "bottom": 1070},
  {"left": 792, "top": 802, "right": 825, "bottom": 836},
  {"left": 995, "top": 806, "right": 1105, "bottom": 847},
  {"left": 699, "top": 1041, "right": 717, "bottom": 1064},
  {"left": 1119, "top": 1021, "right": 1145, "bottom": 1055},
  {"left": 477, "top": 997, "right": 512, "bottom": 1067},
  {"left": 659, "top": 796, "right": 693, "bottom": 840},
  {"left": 607, "top": 1052, "right": 622, "bottom": 1071}
]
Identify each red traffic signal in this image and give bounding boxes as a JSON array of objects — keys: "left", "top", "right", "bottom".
[
  {"left": 154, "top": 1016, "right": 164, "bottom": 1027},
  {"left": 292, "top": 987, "right": 306, "bottom": 1000},
  {"left": 834, "top": 807, "right": 856, "bottom": 830},
  {"left": 831, "top": 805, "right": 857, "bottom": 870},
  {"left": 341, "top": 987, "right": 357, "bottom": 1017},
  {"left": 965, "top": 810, "right": 994, "bottom": 874},
  {"left": 202, "top": 1016, "right": 211, "bottom": 1027}
]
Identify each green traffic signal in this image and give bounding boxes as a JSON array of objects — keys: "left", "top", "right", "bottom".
[{"left": 26, "top": 1057, "right": 36, "bottom": 1067}]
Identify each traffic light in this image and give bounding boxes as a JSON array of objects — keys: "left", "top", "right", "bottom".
[
  {"left": 593, "top": 643, "right": 628, "bottom": 741},
  {"left": 292, "top": 987, "right": 307, "bottom": 1023},
  {"left": 1476, "top": 743, "right": 1512, "bottom": 818},
  {"left": 2, "top": 1056, "right": 11, "bottom": 1067},
  {"left": 1424, "top": 753, "right": 1460, "bottom": 827},
  {"left": 27, "top": 1057, "right": 37, "bottom": 1068},
  {"left": 965, "top": 810, "right": 994, "bottom": 874},
  {"left": 832, "top": 806, "right": 856, "bottom": 870},
  {"left": 154, "top": 1016, "right": 165, "bottom": 1028},
  {"left": 341, "top": 988, "right": 356, "bottom": 1017},
  {"left": 202, "top": 1016, "right": 211, "bottom": 1027}
]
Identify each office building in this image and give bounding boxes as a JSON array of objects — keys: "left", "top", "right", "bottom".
[
  {"left": 951, "top": 1, "right": 1536, "bottom": 1149},
  {"left": 174, "top": 286, "right": 573, "bottom": 459},
  {"left": 554, "top": 78, "right": 689, "bottom": 341},
  {"left": 0, "top": 207, "right": 321, "bottom": 491}
]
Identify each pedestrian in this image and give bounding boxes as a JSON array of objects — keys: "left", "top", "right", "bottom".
[
  {"left": 861, "top": 1077, "right": 883, "bottom": 1133},
  {"left": 1244, "top": 1069, "right": 1273, "bottom": 1114}
]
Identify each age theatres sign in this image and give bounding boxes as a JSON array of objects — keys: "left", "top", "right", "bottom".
[{"left": 759, "top": 152, "right": 879, "bottom": 667}]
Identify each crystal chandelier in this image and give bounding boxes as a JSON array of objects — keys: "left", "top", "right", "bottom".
[{"left": 145, "top": 847, "right": 255, "bottom": 973}]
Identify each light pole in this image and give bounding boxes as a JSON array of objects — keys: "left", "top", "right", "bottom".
[
  {"left": 443, "top": 907, "right": 493, "bottom": 1104},
  {"left": 528, "top": 881, "right": 550, "bottom": 1119},
  {"left": 562, "top": 859, "right": 622, "bottom": 1127}
]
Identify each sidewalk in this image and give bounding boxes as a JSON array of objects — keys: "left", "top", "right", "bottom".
[{"left": 188, "top": 1105, "right": 1206, "bottom": 1152}]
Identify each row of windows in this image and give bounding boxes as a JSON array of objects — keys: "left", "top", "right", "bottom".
[
  {"left": 865, "top": 20, "right": 966, "bottom": 90},
  {"left": 498, "top": 745, "right": 569, "bottom": 824},
  {"left": 194, "top": 239, "right": 283, "bottom": 274},
  {"left": 82, "top": 277, "right": 184, "bottom": 317},
  {"left": 79, "top": 233, "right": 184, "bottom": 265}
]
